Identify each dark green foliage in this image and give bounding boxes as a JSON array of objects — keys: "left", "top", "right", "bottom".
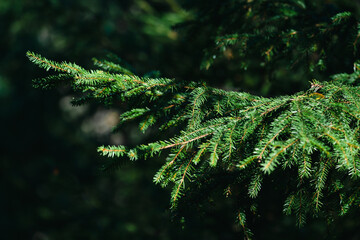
[
  {"left": 28, "top": 0, "right": 360, "bottom": 238},
  {"left": 187, "top": 0, "right": 360, "bottom": 73}
]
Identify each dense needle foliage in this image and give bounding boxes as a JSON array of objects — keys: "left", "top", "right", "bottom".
[{"left": 28, "top": 0, "right": 360, "bottom": 238}]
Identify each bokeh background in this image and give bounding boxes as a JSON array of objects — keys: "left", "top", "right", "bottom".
[{"left": 1, "top": 0, "right": 360, "bottom": 239}]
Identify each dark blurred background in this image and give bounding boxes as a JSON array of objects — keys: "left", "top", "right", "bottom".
[{"left": 1, "top": 0, "right": 360, "bottom": 239}]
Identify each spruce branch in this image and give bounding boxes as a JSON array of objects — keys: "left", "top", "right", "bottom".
[{"left": 28, "top": 49, "right": 360, "bottom": 233}]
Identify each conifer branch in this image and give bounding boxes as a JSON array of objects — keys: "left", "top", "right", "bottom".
[{"left": 29, "top": 50, "right": 360, "bottom": 230}]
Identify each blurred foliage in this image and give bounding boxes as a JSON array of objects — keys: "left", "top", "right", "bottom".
[{"left": 2, "top": 0, "right": 360, "bottom": 239}]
